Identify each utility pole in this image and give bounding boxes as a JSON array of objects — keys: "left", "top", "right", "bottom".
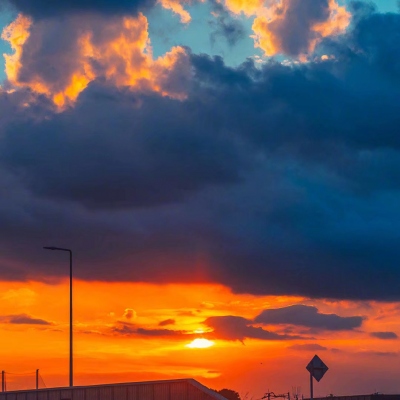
[{"left": 43, "top": 247, "right": 73, "bottom": 387}]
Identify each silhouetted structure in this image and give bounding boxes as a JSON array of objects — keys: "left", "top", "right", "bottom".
[
  {"left": 306, "top": 395, "right": 400, "bottom": 400},
  {"left": 0, "top": 379, "right": 227, "bottom": 400}
]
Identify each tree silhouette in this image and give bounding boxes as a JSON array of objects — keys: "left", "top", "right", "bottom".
[{"left": 217, "top": 389, "right": 241, "bottom": 400}]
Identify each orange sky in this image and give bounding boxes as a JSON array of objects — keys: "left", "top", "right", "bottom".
[{"left": 1, "top": 280, "right": 399, "bottom": 397}]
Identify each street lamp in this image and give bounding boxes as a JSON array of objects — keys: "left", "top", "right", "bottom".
[{"left": 43, "top": 246, "right": 73, "bottom": 387}]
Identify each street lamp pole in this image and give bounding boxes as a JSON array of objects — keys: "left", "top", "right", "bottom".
[{"left": 43, "top": 246, "right": 73, "bottom": 387}]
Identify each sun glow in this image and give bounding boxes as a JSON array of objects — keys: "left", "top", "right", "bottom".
[{"left": 186, "top": 338, "right": 215, "bottom": 349}]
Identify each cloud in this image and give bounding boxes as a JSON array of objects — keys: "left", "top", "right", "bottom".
[
  {"left": 1, "top": 12, "right": 190, "bottom": 109},
  {"left": 178, "top": 311, "right": 197, "bottom": 317},
  {"left": 0, "top": 313, "right": 52, "bottom": 325},
  {"left": 123, "top": 308, "right": 137, "bottom": 320},
  {"left": 370, "top": 332, "right": 398, "bottom": 340},
  {"left": 222, "top": 0, "right": 350, "bottom": 57},
  {"left": 1, "top": 8, "right": 400, "bottom": 301},
  {"left": 112, "top": 323, "right": 187, "bottom": 337},
  {"left": 209, "top": 0, "right": 246, "bottom": 47},
  {"left": 99, "top": 314, "right": 301, "bottom": 342},
  {"left": 200, "top": 302, "right": 215, "bottom": 309},
  {"left": 158, "top": 319, "right": 176, "bottom": 326},
  {"left": 254, "top": 305, "right": 364, "bottom": 330},
  {"left": 204, "top": 316, "right": 301, "bottom": 342},
  {"left": 158, "top": 0, "right": 192, "bottom": 23},
  {"left": 0, "top": 87, "right": 243, "bottom": 209},
  {"left": 288, "top": 343, "right": 328, "bottom": 351},
  {"left": 4, "top": 0, "right": 156, "bottom": 19},
  {"left": 356, "top": 351, "right": 398, "bottom": 358},
  {"left": 1, "top": 288, "right": 37, "bottom": 306}
]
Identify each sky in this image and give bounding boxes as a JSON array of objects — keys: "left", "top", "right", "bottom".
[{"left": 0, "top": 0, "right": 400, "bottom": 397}]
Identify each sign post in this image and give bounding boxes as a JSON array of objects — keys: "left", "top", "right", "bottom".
[{"left": 306, "top": 355, "right": 328, "bottom": 400}]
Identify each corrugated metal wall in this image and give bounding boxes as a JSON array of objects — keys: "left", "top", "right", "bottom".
[
  {"left": 308, "top": 395, "right": 400, "bottom": 400},
  {"left": 0, "top": 379, "right": 223, "bottom": 400}
]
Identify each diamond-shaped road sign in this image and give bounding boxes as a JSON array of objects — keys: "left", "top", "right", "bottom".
[{"left": 306, "top": 355, "right": 329, "bottom": 382}]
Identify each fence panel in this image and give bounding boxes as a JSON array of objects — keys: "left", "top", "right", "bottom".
[
  {"left": 171, "top": 382, "right": 189, "bottom": 400},
  {"left": 72, "top": 389, "right": 85, "bottom": 400},
  {"left": 113, "top": 385, "right": 127, "bottom": 400},
  {"left": 38, "top": 391, "right": 48, "bottom": 400},
  {"left": 99, "top": 386, "right": 112, "bottom": 400},
  {"left": 127, "top": 385, "right": 138, "bottom": 400},
  {"left": 84, "top": 387, "right": 98, "bottom": 400},
  {"left": 61, "top": 390, "right": 72, "bottom": 400},
  {"left": 137, "top": 384, "right": 153, "bottom": 400}
]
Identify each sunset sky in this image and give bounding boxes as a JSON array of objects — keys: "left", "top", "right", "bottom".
[{"left": 1, "top": 0, "right": 400, "bottom": 397}]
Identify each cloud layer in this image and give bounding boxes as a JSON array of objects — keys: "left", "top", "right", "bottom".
[
  {"left": 110, "top": 315, "right": 303, "bottom": 342},
  {"left": 0, "top": 313, "right": 52, "bottom": 325},
  {"left": 2, "top": 12, "right": 190, "bottom": 109},
  {"left": 106, "top": 303, "right": 361, "bottom": 343},
  {"left": 222, "top": 0, "right": 350, "bottom": 56},
  {"left": 370, "top": 331, "right": 398, "bottom": 340},
  {"left": 255, "top": 305, "right": 364, "bottom": 330},
  {"left": 5, "top": 0, "right": 156, "bottom": 18},
  {"left": 0, "top": 5, "right": 400, "bottom": 301},
  {"left": 204, "top": 316, "right": 299, "bottom": 342}
]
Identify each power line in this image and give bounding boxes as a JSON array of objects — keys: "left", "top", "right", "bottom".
[{"left": 1, "top": 370, "right": 46, "bottom": 391}]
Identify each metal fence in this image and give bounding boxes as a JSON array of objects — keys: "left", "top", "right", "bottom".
[{"left": 307, "top": 395, "right": 400, "bottom": 400}]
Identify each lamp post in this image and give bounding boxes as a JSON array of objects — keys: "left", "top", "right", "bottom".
[{"left": 43, "top": 246, "right": 73, "bottom": 387}]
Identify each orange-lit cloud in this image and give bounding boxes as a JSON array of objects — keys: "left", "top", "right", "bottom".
[
  {"left": 222, "top": 0, "right": 350, "bottom": 58},
  {"left": 223, "top": 0, "right": 266, "bottom": 17},
  {"left": 158, "top": 0, "right": 192, "bottom": 23},
  {"left": 313, "top": 0, "right": 351, "bottom": 37},
  {"left": 1, "top": 14, "right": 32, "bottom": 87},
  {"left": 123, "top": 308, "right": 137, "bottom": 320},
  {"left": 2, "top": 13, "right": 190, "bottom": 109}
]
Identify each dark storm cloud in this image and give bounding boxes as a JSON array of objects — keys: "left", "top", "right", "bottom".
[
  {"left": 1, "top": 87, "right": 244, "bottom": 209},
  {"left": 0, "top": 313, "right": 52, "bottom": 325},
  {"left": 1, "top": 7, "right": 400, "bottom": 300},
  {"left": 204, "top": 316, "right": 301, "bottom": 342},
  {"left": 4, "top": 0, "right": 155, "bottom": 18},
  {"left": 370, "top": 332, "right": 398, "bottom": 340},
  {"left": 254, "top": 305, "right": 363, "bottom": 330}
]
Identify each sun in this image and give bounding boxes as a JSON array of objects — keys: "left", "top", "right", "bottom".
[{"left": 186, "top": 338, "right": 215, "bottom": 349}]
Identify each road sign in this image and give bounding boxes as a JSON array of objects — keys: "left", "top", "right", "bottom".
[{"left": 306, "top": 355, "right": 329, "bottom": 382}]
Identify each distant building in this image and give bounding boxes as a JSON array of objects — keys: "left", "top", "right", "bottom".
[{"left": 0, "top": 378, "right": 227, "bottom": 400}]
